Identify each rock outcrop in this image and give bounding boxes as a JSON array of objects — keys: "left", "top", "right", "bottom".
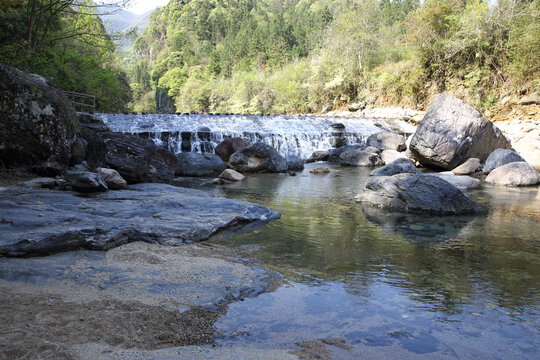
[
  {"left": 0, "top": 183, "right": 280, "bottom": 257},
  {"left": 485, "top": 162, "right": 539, "bottom": 187},
  {"left": 0, "top": 64, "right": 76, "bottom": 167},
  {"left": 410, "top": 93, "right": 510, "bottom": 169},
  {"left": 229, "top": 142, "right": 287, "bottom": 173},
  {"left": 175, "top": 152, "right": 227, "bottom": 177},
  {"left": 356, "top": 173, "right": 483, "bottom": 215}
]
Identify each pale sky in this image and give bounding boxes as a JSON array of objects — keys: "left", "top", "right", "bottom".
[{"left": 127, "top": 0, "right": 170, "bottom": 15}]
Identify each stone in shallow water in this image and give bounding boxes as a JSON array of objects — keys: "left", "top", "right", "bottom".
[
  {"left": 428, "top": 172, "right": 481, "bottom": 190},
  {"left": 452, "top": 158, "right": 480, "bottom": 175},
  {"left": 485, "top": 162, "right": 539, "bottom": 187},
  {"left": 175, "top": 152, "right": 227, "bottom": 177},
  {"left": 366, "top": 131, "right": 406, "bottom": 151},
  {"left": 356, "top": 173, "right": 483, "bottom": 215},
  {"left": 229, "top": 142, "right": 287, "bottom": 173},
  {"left": 483, "top": 148, "right": 526, "bottom": 174},
  {"left": 370, "top": 158, "right": 421, "bottom": 177},
  {"left": 339, "top": 149, "right": 383, "bottom": 167},
  {"left": 218, "top": 169, "right": 245, "bottom": 182},
  {"left": 0, "top": 183, "right": 280, "bottom": 257}
]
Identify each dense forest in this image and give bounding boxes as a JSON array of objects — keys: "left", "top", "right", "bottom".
[
  {"left": 0, "top": 0, "right": 132, "bottom": 112},
  {"left": 1, "top": 0, "right": 539, "bottom": 114}
]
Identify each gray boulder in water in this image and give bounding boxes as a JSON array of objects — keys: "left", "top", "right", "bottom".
[
  {"left": 427, "top": 172, "right": 481, "bottom": 190},
  {"left": 328, "top": 145, "right": 363, "bottom": 163},
  {"left": 0, "top": 64, "right": 76, "bottom": 167},
  {"left": 483, "top": 149, "right": 525, "bottom": 174},
  {"left": 339, "top": 149, "right": 383, "bottom": 167},
  {"left": 286, "top": 155, "right": 305, "bottom": 170},
  {"left": 366, "top": 131, "right": 406, "bottom": 151},
  {"left": 65, "top": 171, "right": 108, "bottom": 192},
  {"left": 356, "top": 173, "right": 483, "bottom": 215},
  {"left": 215, "top": 137, "right": 250, "bottom": 162},
  {"left": 485, "top": 162, "right": 539, "bottom": 186},
  {"left": 229, "top": 142, "right": 287, "bottom": 173},
  {"left": 410, "top": 93, "right": 510, "bottom": 169},
  {"left": 370, "top": 158, "right": 421, "bottom": 177},
  {"left": 175, "top": 152, "right": 227, "bottom": 177}
]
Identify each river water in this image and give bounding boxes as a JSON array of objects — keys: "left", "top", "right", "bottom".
[{"left": 178, "top": 163, "right": 540, "bottom": 359}]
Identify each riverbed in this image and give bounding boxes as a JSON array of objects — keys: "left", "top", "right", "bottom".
[{"left": 193, "top": 163, "right": 540, "bottom": 359}]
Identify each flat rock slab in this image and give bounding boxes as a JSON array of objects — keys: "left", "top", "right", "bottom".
[
  {"left": 0, "top": 242, "right": 280, "bottom": 357},
  {"left": 0, "top": 183, "right": 280, "bottom": 257}
]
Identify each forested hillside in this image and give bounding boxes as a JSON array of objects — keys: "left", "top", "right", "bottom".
[
  {"left": 0, "top": 0, "right": 132, "bottom": 112},
  {"left": 128, "top": 0, "right": 539, "bottom": 114}
]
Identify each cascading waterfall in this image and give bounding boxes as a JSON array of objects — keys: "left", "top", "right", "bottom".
[{"left": 96, "top": 113, "right": 385, "bottom": 159}]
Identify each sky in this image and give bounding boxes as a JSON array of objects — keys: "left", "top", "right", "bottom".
[{"left": 127, "top": 0, "right": 170, "bottom": 14}]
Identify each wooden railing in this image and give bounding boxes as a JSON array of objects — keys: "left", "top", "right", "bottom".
[{"left": 62, "top": 91, "right": 95, "bottom": 112}]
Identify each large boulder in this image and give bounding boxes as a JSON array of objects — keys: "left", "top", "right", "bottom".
[
  {"left": 483, "top": 149, "right": 525, "bottom": 174},
  {"left": 485, "top": 162, "right": 539, "bottom": 187},
  {"left": 339, "top": 149, "right": 383, "bottom": 167},
  {"left": 366, "top": 131, "right": 406, "bottom": 151},
  {"left": 175, "top": 152, "right": 227, "bottom": 177},
  {"left": 0, "top": 64, "right": 76, "bottom": 167},
  {"left": 215, "top": 137, "right": 250, "bottom": 162},
  {"left": 370, "top": 158, "right": 421, "bottom": 177},
  {"left": 229, "top": 142, "right": 287, "bottom": 173},
  {"left": 410, "top": 93, "right": 510, "bottom": 169},
  {"left": 356, "top": 173, "right": 483, "bottom": 215},
  {"left": 328, "top": 145, "right": 363, "bottom": 163},
  {"left": 85, "top": 132, "right": 177, "bottom": 183},
  {"left": 286, "top": 155, "right": 305, "bottom": 171}
]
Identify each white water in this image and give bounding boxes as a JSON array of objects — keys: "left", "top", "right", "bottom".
[{"left": 97, "top": 113, "right": 385, "bottom": 158}]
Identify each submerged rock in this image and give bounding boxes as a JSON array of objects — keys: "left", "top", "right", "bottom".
[
  {"left": 452, "top": 158, "right": 481, "bottom": 175},
  {"left": 215, "top": 137, "right": 250, "bottom": 162},
  {"left": 0, "top": 64, "right": 76, "bottom": 167},
  {"left": 485, "top": 162, "right": 539, "bottom": 187},
  {"left": 483, "top": 149, "right": 525, "bottom": 174},
  {"left": 0, "top": 183, "right": 280, "bottom": 257},
  {"left": 356, "top": 173, "right": 483, "bottom": 215},
  {"left": 370, "top": 158, "right": 421, "bottom": 177},
  {"left": 229, "top": 142, "right": 287, "bottom": 173},
  {"left": 175, "top": 152, "right": 227, "bottom": 177},
  {"left": 310, "top": 167, "right": 330, "bottom": 174},
  {"left": 410, "top": 93, "right": 510, "bottom": 169}
]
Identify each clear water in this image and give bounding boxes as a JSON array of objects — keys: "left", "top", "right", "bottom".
[{"left": 183, "top": 163, "right": 540, "bottom": 359}]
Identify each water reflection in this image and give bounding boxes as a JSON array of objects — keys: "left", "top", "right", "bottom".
[{"left": 186, "top": 163, "right": 539, "bottom": 358}]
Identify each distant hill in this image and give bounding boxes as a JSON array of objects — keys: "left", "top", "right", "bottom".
[{"left": 101, "top": 8, "right": 152, "bottom": 35}]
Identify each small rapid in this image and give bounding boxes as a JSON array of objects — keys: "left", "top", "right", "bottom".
[{"left": 96, "top": 113, "right": 385, "bottom": 158}]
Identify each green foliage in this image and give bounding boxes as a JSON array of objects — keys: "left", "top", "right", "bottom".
[{"left": 0, "top": 0, "right": 132, "bottom": 112}]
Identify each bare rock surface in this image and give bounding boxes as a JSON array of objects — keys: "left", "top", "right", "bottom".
[
  {"left": 366, "top": 131, "right": 406, "bottom": 151},
  {"left": 215, "top": 137, "right": 250, "bottom": 162},
  {"left": 175, "top": 152, "right": 227, "bottom": 177},
  {"left": 65, "top": 170, "right": 108, "bottom": 193},
  {"left": 356, "top": 173, "right": 483, "bottom": 215},
  {"left": 410, "top": 93, "right": 510, "bottom": 169},
  {"left": 0, "top": 183, "right": 280, "bottom": 257},
  {"left": 428, "top": 172, "right": 481, "bottom": 190},
  {"left": 381, "top": 149, "right": 409, "bottom": 164},
  {"left": 339, "top": 149, "right": 383, "bottom": 167},
  {"left": 96, "top": 168, "right": 127, "bottom": 190}
]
